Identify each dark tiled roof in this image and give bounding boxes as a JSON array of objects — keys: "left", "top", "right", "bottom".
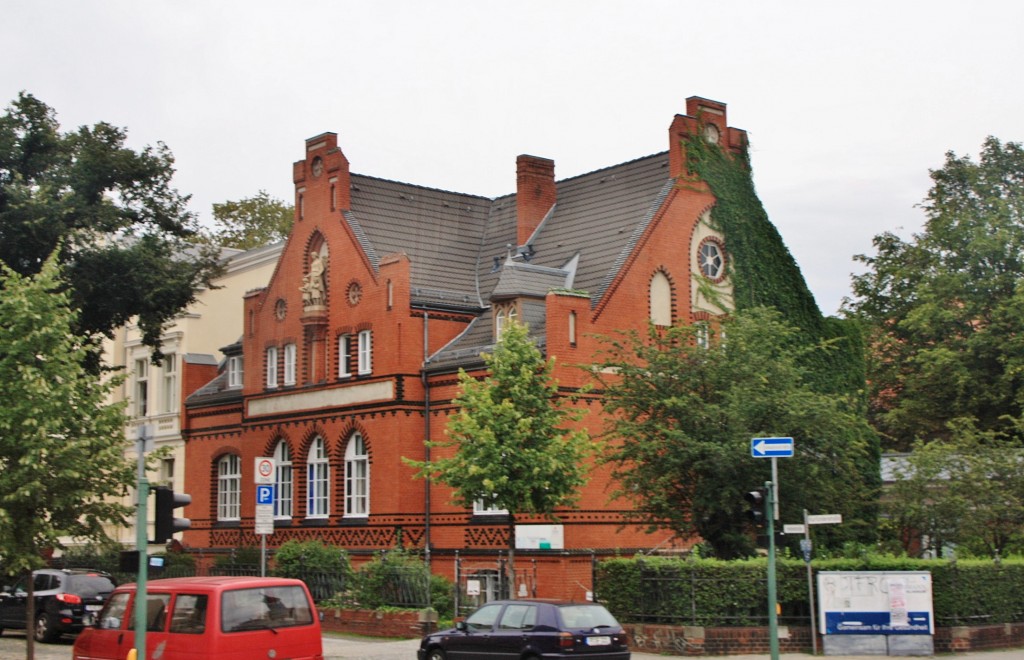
[
  {"left": 490, "top": 262, "right": 570, "bottom": 301},
  {"left": 349, "top": 175, "right": 492, "bottom": 308}
]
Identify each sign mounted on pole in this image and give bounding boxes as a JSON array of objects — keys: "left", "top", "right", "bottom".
[
  {"left": 751, "top": 437, "right": 794, "bottom": 458},
  {"left": 255, "top": 457, "right": 275, "bottom": 484}
]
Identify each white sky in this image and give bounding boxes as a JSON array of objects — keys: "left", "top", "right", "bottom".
[{"left": 3, "top": 0, "right": 1022, "bottom": 315}]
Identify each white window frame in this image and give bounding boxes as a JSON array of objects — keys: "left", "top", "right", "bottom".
[
  {"left": 227, "top": 355, "right": 243, "bottom": 389},
  {"left": 134, "top": 358, "right": 149, "bottom": 417},
  {"left": 217, "top": 454, "right": 241, "bottom": 521},
  {"left": 266, "top": 346, "right": 279, "bottom": 389},
  {"left": 357, "top": 330, "right": 372, "bottom": 375},
  {"left": 474, "top": 496, "right": 508, "bottom": 516},
  {"left": 306, "top": 437, "right": 329, "bottom": 519},
  {"left": 273, "top": 440, "right": 293, "bottom": 519},
  {"left": 338, "top": 335, "right": 351, "bottom": 378},
  {"left": 283, "top": 343, "right": 297, "bottom": 386},
  {"left": 696, "top": 322, "right": 710, "bottom": 350},
  {"left": 162, "top": 353, "right": 177, "bottom": 413},
  {"left": 344, "top": 433, "right": 369, "bottom": 517}
]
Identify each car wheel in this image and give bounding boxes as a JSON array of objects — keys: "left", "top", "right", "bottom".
[
  {"left": 34, "top": 612, "right": 56, "bottom": 643},
  {"left": 427, "top": 648, "right": 447, "bottom": 660}
]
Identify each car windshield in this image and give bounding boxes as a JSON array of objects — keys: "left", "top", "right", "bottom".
[
  {"left": 557, "top": 604, "right": 620, "bottom": 630},
  {"left": 67, "top": 575, "right": 116, "bottom": 598}
]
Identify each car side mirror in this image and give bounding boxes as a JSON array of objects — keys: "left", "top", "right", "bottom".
[{"left": 455, "top": 621, "right": 468, "bottom": 632}]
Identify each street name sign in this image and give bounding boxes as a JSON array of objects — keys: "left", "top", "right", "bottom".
[
  {"left": 784, "top": 524, "right": 807, "bottom": 534},
  {"left": 751, "top": 437, "right": 794, "bottom": 458},
  {"left": 807, "top": 514, "right": 843, "bottom": 525}
]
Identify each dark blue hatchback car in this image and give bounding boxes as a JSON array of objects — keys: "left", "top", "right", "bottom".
[{"left": 418, "top": 599, "right": 630, "bottom": 660}]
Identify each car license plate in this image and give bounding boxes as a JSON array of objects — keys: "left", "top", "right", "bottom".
[
  {"left": 86, "top": 604, "right": 102, "bottom": 611},
  {"left": 586, "top": 636, "right": 611, "bottom": 646}
]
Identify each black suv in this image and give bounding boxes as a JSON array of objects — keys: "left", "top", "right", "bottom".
[
  {"left": 0, "top": 568, "right": 117, "bottom": 642},
  {"left": 418, "top": 598, "right": 630, "bottom": 660}
]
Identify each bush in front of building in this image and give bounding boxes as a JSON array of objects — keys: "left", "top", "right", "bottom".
[
  {"left": 596, "top": 555, "right": 1024, "bottom": 627},
  {"left": 272, "top": 539, "right": 352, "bottom": 602},
  {"left": 349, "top": 549, "right": 454, "bottom": 620}
]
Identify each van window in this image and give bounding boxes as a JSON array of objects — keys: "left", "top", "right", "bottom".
[
  {"left": 128, "top": 593, "right": 171, "bottom": 631},
  {"left": 169, "top": 594, "right": 208, "bottom": 634},
  {"left": 221, "top": 586, "right": 313, "bottom": 632},
  {"left": 98, "top": 592, "right": 131, "bottom": 629}
]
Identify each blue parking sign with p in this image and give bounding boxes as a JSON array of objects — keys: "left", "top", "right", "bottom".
[{"left": 256, "top": 484, "right": 274, "bottom": 505}]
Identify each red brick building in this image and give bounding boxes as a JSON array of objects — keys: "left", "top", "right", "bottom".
[{"left": 183, "top": 97, "right": 747, "bottom": 598}]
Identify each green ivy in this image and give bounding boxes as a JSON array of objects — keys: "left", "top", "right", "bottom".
[{"left": 684, "top": 133, "right": 881, "bottom": 542}]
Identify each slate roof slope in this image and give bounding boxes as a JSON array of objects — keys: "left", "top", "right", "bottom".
[
  {"left": 348, "top": 175, "right": 492, "bottom": 309},
  {"left": 429, "top": 152, "right": 674, "bottom": 368}
]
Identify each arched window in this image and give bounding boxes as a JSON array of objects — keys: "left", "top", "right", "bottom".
[
  {"left": 306, "top": 437, "right": 329, "bottom": 518},
  {"left": 650, "top": 271, "right": 672, "bottom": 326},
  {"left": 217, "top": 454, "right": 240, "bottom": 521},
  {"left": 273, "top": 441, "right": 293, "bottom": 519},
  {"left": 344, "top": 433, "right": 369, "bottom": 517}
]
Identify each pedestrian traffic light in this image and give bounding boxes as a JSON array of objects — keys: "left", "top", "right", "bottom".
[
  {"left": 154, "top": 486, "right": 191, "bottom": 543},
  {"left": 745, "top": 488, "right": 766, "bottom": 527}
]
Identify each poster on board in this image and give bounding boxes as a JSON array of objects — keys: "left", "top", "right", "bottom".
[{"left": 817, "top": 571, "right": 933, "bottom": 635}]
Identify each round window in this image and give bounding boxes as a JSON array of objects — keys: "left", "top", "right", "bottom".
[{"left": 698, "top": 239, "right": 726, "bottom": 280}]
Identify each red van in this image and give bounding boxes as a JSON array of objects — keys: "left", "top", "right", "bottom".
[{"left": 72, "top": 576, "right": 323, "bottom": 660}]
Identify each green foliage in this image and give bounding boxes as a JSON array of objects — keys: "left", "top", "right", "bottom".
[
  {"left": 349, "top": 550, "right": 454, "bottom": 619},
  {"left": 683, "top": 131, "right": 866, "bottom": 399},
  {"left": 214, "top": 545, "right": 261, "bottom": 568},
  {"left": 0, "top": 92, "right": 222, "bottom": 362},
  {"left": 846, "top": 137, "right": 1024, "bottom": 449},
  {"left": 0, "top": 251, "right": 135, "bottom": 573},
  {"left": 597, "top": 555, "right": 1024, "bottom": 627},
  {"left": 885, "top": 425, "right": 1024, "bottom": 557},
  {"left": 407, "top": 321, "right": 594, "bottom": 518},
  {"left": 272, "top": 540, "right": 351, "bottom": 578},
  {"left": 597, "top": 308, "right": 879, "bottom": 559},
  {"left": 203, "top": 190, "right": 294, "bottom": 250}
]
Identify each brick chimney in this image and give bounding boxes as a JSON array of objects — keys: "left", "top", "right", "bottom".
[{"left": 516, "top": 154, "right": 556, "bottom": 246}]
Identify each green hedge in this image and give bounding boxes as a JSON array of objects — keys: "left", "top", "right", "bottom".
[{"left": 596, "top": 556, "right": 1024, "bottom": 626}]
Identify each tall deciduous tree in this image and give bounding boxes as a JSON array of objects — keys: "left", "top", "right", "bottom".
[
  {"left": 0, "top": 92, "right": 221, "bottom": 362},
  {"left": 407, "top": 321, "right": 593, "bottom": 591},
  {"left": 846, "top": 137, "right": 1024, "bottom": 450},
  {"left": 204, "top": 190, "right": 294, "bottom": 250},
  {"left": 597, "top": 307, "right": 879, "bottom": 559},
  {"left": 0, "top": 251, "right": 134, "bottom": 629}
]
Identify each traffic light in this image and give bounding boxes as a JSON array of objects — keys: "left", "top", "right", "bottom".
[
  {"left": 154, "top": 486, "right": 191, "bottom": 543},
  {"left": 744, "top": 488, "right": 766, "bottom": 527}
]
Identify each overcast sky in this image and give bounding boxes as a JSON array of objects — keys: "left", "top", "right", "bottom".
[{"left": 4, "top": 1, "right": 1022, "bottom": 315}]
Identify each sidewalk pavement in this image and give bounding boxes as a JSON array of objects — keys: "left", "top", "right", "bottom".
[{"left": 320, "top": 634, "right": 1023, "bottom": 660}]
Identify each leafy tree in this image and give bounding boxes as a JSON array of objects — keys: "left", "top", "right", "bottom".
[
  {"left": 0, "top": 92, "right": 221, "bottom": 363},
  {"left": 596, "top": 307, "right": 879, "bottom": 559},
  {"left": 886, "top": 421, "right": 1024, "bottom": 558},
  {"left": 407, "top": 321, "right": 593, "bottom": 587},
  {"left": 846, "top": 137, "right": 1024, "bottom": 450},
  {"left": 0, "top": 250, "right": 135, "bottom": 645},
  {"left": 203, "top": 190, "right": 294, "bottom": 250}
]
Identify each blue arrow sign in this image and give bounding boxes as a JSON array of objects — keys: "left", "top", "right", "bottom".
[
  {"left": 256, "top": 484, "right": 275, "bottom": 505},
  {"left": 751, "top": 437, "right": 794, "bottom": 458}
]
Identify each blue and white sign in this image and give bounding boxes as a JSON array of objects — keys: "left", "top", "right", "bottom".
[
  {"left": 818, "top": 571, "right": 934, "bottom": 635},
  {"left": 751, "top": 437, "right": 794, "bottom": 458},
  {"left": 256, "top": 484, "right": 275, "bottom": 505}
]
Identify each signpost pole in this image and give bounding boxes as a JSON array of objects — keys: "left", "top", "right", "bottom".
[
  {"left": 766, "top": 480, "right": 780, "bottom": 660},
  {"left": 771, "top": 457, "right": 780, "bottom": 520},
  {"left": 133, "top": 426, "right": 150, "bottom": 660},
  {"left": 804, "top": 509, "right": 818, "bottom": 655}
]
